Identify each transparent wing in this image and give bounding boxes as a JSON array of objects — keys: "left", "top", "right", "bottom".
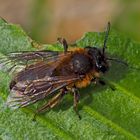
[
  {"left": 7, "top": 75, "right": 81, "bottom": 109},
  {"left": 0, "top": 50, "right": 71, "bottom": 74}
]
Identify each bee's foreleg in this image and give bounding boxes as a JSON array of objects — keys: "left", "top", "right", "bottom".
[
  {"left": 99, "top": 79, "right": 106, "bottom": 85},
  {"left": 72, "top": 87, "right": 81, "bottom": 119},
  {"left": 91, "top": 77, "right": 115, "bottom": 91},
  {"left": 99, "top": 79, "right": 116, "bottom": 91}
]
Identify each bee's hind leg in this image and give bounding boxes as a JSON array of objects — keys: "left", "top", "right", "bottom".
[
  {"left": 57, "top": 38, "right": 68, "bottom": 53},
  {"left": 72, "top": 87, "right": 81, "bottom": 119},
  {"left": 32, "top": 112, "right": 37, "bottom": 121},
  {"left": 32, "top": 88, "right": 68, "bottom": 121}
]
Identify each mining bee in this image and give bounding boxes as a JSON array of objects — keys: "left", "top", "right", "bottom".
[{"left": 0, "top": 22, "right": 128, "bottom": 119}]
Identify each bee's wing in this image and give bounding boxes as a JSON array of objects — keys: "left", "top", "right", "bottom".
[
  {"left": 10, "top": 61, "right": 59, "bottom": 84},
  {"left": 7, "top": 75, "right": 81, "bottom": 109},
  {"left": 0, "top": 50, "right": 70, "bottom": 74},
  {"left": 1, "top": 50, "right": 60, "bottom": 63}
]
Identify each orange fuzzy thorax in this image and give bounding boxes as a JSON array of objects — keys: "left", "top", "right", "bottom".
[{"left": 67, "top": 47, "right": 101, "bottom": 88}]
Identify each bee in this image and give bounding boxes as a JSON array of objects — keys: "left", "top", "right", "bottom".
[{"left": 0, "top": 22, "right": 126, "bottom": 118}]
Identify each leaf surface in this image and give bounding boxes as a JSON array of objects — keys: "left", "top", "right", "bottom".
[{"left": 0, "top": 18, "right": 140, "bottom": 140}]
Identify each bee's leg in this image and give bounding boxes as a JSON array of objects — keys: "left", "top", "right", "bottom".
[
  {"left": 91, "top": 77, "right": 97, "bottom": 84},
  {"left": 33, "top": 88, "right": 68, "bottom": 119},
  {"left": 72, "top": 87, "right": 81, "bottom": 119},
  {"left": 99, "top": 79, "right": 116, "bottom": 91},
  {"left": 57, "top": 38, "right": 68, "bottom": 53},
  {"left": 99, "top": 80, "right": 106, "bottom": 85},
  {"left": 25, "top": 60, "right": 29, "bottom": 69},
  {"left": 32, "top": 113, "right": 37, "bottom": 121}
]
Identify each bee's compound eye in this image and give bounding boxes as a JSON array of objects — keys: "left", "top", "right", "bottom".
[
  {"left": 99, "top": 65, "right": 108, "bottom": 73},
  {"left": 72, "top": 54, "right": 92, "bottom": 74}
]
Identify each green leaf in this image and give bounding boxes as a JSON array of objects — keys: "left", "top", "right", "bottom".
[{"left": 0, "top": 18, "right": 140, "bottom": 140}]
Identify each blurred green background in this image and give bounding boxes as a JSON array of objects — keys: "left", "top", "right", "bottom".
[{"left": 0, "top": 0, "right": 140, "bottom": 43}]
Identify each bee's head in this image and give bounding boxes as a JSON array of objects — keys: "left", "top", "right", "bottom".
[
  {"left": 85, "top": 22, "right": 110, "bottom": 73},
  {"left": 86, "top": 47, "right": 109, "bottom": 73},
  {"left": 85, "top": 22, "right": 132, "bottom": 73}
]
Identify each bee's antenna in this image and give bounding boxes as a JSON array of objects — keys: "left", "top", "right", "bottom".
[
  {"left": 103, "top": 22, "right": 111, "bottom": 54},
  {"left": 107, "top": 58, "right": 128, "bottom": 66},
  {"left": 107, "top": 57, "right": 140, "bottom": 70}
]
